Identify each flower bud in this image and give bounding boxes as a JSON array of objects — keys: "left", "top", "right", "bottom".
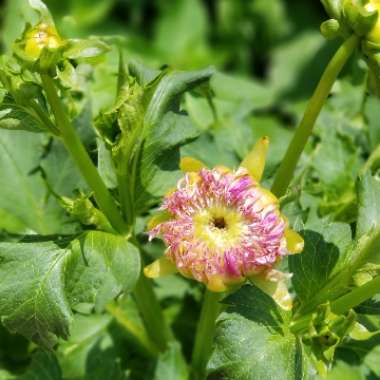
[
  {"left": 365, "top": 0, "right": 380, "bottom": 42},
  {"left": 24, "top": 23, "right": 63, "bottom": 60},
  {"left": 145, "top": 138, "right": 304, "bottom": 299}
]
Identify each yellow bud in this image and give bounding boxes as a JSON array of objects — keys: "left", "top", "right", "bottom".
[
  {"left": 366, "top": 0, "right": 380, "bottom": 43},
  {"left": 24, "top": 23, "right": 62, "bottom": 59}
]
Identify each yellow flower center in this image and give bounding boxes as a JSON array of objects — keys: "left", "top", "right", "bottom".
[{"left": 193, "top": 205, "right": 245, "bottom": 251}]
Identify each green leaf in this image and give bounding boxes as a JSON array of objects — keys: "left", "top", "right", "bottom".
[
  {"left": 63, "top": 38, "right": 110, "bottom": 60},
  {"left": 144, "top": 67, "right": 214, "bottom": 126},
  {"left": 211, "top": 72, "right": 275, "bottom": 110},
  {"left": 153, "top": 0, "right": 210, "bottom": 68},
  {"left": 57, "top": 313, "right": 112, "bottom": 379},
  {"left": 136, "top": 112, "right": 200, "bottom": 210},
  {"left": 0, "top": 232, "right": 140, "bottom": 347},
  {"left": 0, "top": 130, "right": 73, "bottom": 234},
  {"left": 0, "top": 241, "right": 72, "bottom": 347},
  {"left": 357, "top": 173, "right": 380, "bottom": 238},
  {"left": 65, "top": 231, "right": 141, "bottom": 312},
  {"left": 289, "top": 228, "right": 348, "bottom": 305},
  {"left": 19, "top": 350, "right": 62, "bottom": 380},
  {"left": 0, "top": 95, "right": 43, "bottom": 132},
  {"left": 208, "top": 285, "right": 307, "bottom": 380},
  {"left": 153, "top": 342, "right": 188, "bottom": 380}
]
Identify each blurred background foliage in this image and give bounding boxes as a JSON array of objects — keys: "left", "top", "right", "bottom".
[{"left": 1, "top": 0, "right": 380, "bottom": 379}]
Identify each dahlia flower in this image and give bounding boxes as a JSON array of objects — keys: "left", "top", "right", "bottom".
[{"left": 144, "top": 137, "right": 303, "bottom": 309}]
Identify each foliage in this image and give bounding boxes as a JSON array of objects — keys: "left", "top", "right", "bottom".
[{"left": 1, "top": 1, "right": 380, "bottom": 380}]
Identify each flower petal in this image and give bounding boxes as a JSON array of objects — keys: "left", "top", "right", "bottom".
[
  {"left": 285, "top": 229, "right": 304, "bottom": 254},
  {"left": 144, "top": 256, "right": 177, "bottom": 278},
  {"left": 180, "top": 156, "right": 206, "bottom": 173},
  {"left": 241, "top": 136, "right": 269, "bottom": 182}
]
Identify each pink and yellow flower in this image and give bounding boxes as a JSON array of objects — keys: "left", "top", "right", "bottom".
[{"left": 144, "top": 137, "right": 303, "bottom": 309}]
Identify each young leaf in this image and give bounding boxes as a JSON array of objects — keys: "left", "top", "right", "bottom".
[{"left": 208, "top": 285, "right": 308, "bottom": 380}]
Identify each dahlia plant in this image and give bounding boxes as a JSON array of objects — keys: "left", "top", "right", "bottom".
[{"left": 2, "top": 0, "right": 380, "bottom": 379}]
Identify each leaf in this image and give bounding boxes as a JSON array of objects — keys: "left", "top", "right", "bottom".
[
  {"left": 208, "top": 285, "right": 307, "bottom": 380},
  {"left": 356, "top": 173, "right": 380, "bottom": 238},
  {"left": 211, "top": 72, "right": 275, "bottom": 110},
  {"left": 0, "top": 96, "right": 43, "bottom": 132},
  {"left": 364, "top": 95, "right": 380, "bottom": 149},
  {"left": 144, "top": 67, "right": 214, "bottom": 126},
  {"left": 289, "top": 229, "right": 344, "bottom": 305},
  {"left": 153, "top": 342, "right": 188, "bottom": 380},
  {"left": 153, "top": 0, "right": 210, "bottom": 68},
  {"left": 135, "top": 112, "right": 200, "bottom": 210},
  {"left": 0, "top": 130, "right": 73, "bottom": 234},
  {"left": 63, "top": 38, "right": 110, "bottom": 60},
  {"left": 97, "top": 137, "right": 117, "bottom": 189},
  {"left": 40, "top": 139, "right": 87, "bottom": 197},
  {"left": 0, "top": 241, "right": 72, "bottom": 347},
  {"left": 65, "top": 231, "right": 141, "bottom": 312},
  {"left": 57, "top": 314, "right": 112, "bottom": 379},
  {"left": 18, "top": 350, "right": 62, "bottom": 380}
]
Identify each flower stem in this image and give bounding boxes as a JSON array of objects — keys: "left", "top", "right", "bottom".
[
  {"left": 271, "top": 35, "right": 359, "bottom": 197},
  {"left": 191, "top": 290, "right": 223, "bottom": 380},
  {"left": 331, "top": 275, "right": 380, "bottom": 314},
  {"left": 40, "top": 74, "right": 128, "bottom": 234},
  {"left": 133, "top": 274, "right": 173, "bottom": 351},
  {"left": 41, "top": 73, "right": 172, "bottom": 351}
]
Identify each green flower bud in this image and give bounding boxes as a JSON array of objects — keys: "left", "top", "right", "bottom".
[{"left": 320, "top": 19, "right": 341, "bottom": 39}]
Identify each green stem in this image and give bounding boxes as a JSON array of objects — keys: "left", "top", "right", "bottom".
[
  {"left": 271, "top": 35, "right": 359, "bottom": 197},
  {"left": 191, "top": 290, "right": 223, "bottom": 380},
  {"left": 331, "top": 275, "right": 380, "bottom": 314},
  {"left": 133, "top": 274, "right": 173, "bottom": 351},
  {"left": 40, "top": 74, "right": 128, "bottom": 234}
]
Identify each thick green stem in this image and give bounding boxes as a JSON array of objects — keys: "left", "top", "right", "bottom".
[
  {"left": 331, "top": 275, "right": 380, "bottom": 315},
  {"left": 271, "top": 35, "right": 359, "bottom": 197},
  {"left": 191, "top": 290, "right": 223, "bottom": 380},
  {"left": 133, "top": 274, "right": 173, "bottom": 351},
  {"left": 40, "top": 74, "right": 128, "bottom": 234}
]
